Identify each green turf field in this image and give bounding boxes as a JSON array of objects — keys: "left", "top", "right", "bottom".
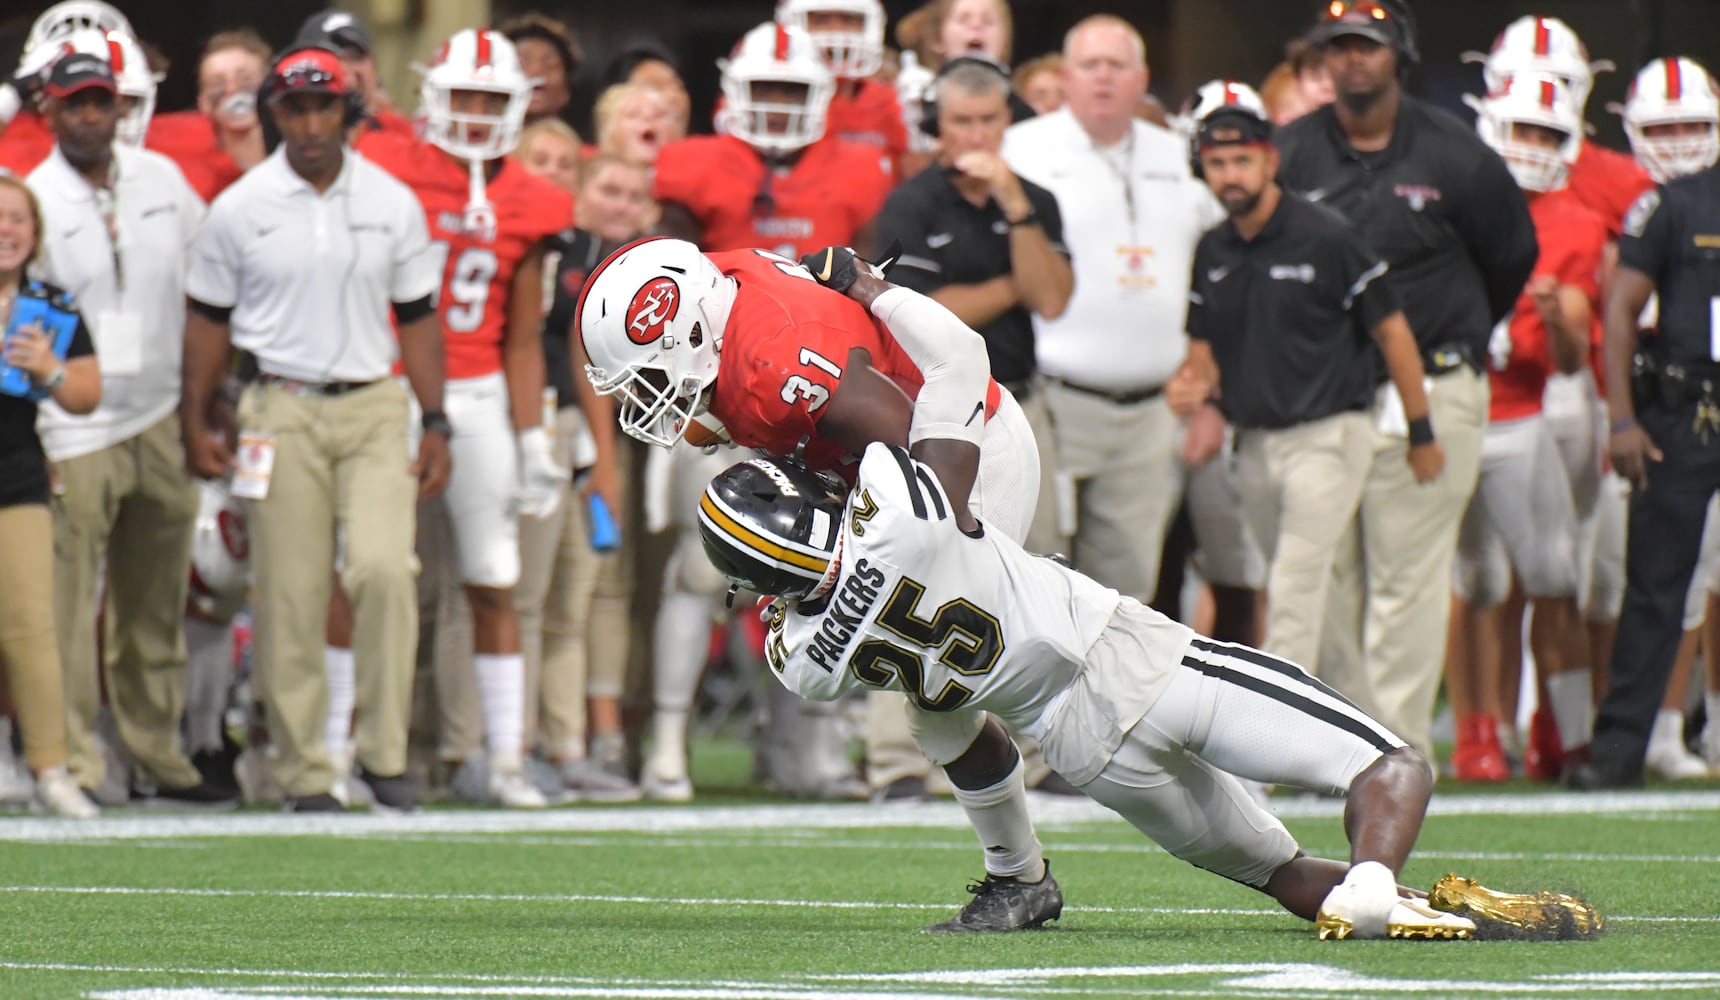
[{"left": 0, "top": 754, "right": 1716, "bottom": 999}]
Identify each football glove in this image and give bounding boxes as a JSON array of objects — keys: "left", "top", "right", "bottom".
[
  {"left": 800, "top": 242, "right": 902, "bottom": 294},
  {"left": 515, "top": 426, "right": 569, "bottom": 520}
]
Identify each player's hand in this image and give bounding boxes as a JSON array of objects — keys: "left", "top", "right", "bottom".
[
  {"left": 515, "top": 426, "right": 569, "bottom": 520},
  {"left": 413, "top": 428, "right": 452, "bottom": 500},
  {"left": 578, "top": 453, "right": 625, "bottom": 531},
  {"left": 1182, "top": 403, "right": 1226, "bottom": 467},
  {"left": 1610, "top": 424, "right": 1662, "bottom": 492},
  {"left": 1407, "top": 440, "right": 1446, "bottom": 484},
  {"left": 1165, "top": 365, "right": 1212, "bottom": 417},
  {"left": 952, "top": 151, "right": 1028, "bottom": 217},
  {"left": 801, "top": 246, "right": 884, "bottom": 294},
  {"left": 184, "top": 428, "right": 235, "bottom": 480},
  {"left": 1526, "top": 274, "right": 1560, "bottom": 308}
]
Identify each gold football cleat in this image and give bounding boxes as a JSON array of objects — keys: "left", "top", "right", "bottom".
[
  {"left": 1427, "top": 874, "right": 1604, "bottom": 940},
  {"left": 1316, "top": 897, "right": 1476, "bottom": 941}
]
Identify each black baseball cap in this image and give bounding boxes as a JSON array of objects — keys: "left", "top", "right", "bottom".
[
  {"left": 295, "top": 10, "right": 374, "bottom": 57},
  {"left": 43, "top": 51, "right": 117, "bottom": 99},
  {"left": 1312, "top": 1, "right": 1399, "bottom": 48}
]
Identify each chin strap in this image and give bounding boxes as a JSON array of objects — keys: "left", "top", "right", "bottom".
[{"left": 464, "top": 158, "right": 497, "bottom": 243}]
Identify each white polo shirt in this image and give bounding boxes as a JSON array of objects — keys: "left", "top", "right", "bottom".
[
  {"left": 1002, "top": 108, "right": 1223, "bottom": 393},
  {"left": 186, "top": 146, "right": 438, "bottom": 383},
  {"left": 28, "top": 144, "right": 205, "bottom": 460}
]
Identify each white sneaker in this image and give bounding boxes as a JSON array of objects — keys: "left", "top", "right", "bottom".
[
  {"left": 1647, "top": 712, "right": 1711, "bottom": 780},
  {"left": 639, "top": 750, "right": 693, "bottom": 802},
  {"left": 33, "top": 766, "right": 98, "bottom": 819},
  {"left": 560, "top": 758, "right": 642, "bottom": 804},
  {"left": 328, "top": 741, "right": 355, "bottom": 808},
  {"left": 488, "top": 760, "right": 548, "bottom": 809}
]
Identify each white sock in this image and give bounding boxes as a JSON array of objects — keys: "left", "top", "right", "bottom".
[
  {"left": 474, "top": 653, "right": 526, "bottom": 767},
  {"left": 647, "top": 709, "right": 688, "bottom": 776},
  {"left": 323, "top": 646, "right": 356, "bottom": 754},
  {"left": 1546, "top": 668, "right": 1594, "bottom": 750},
  {"left": 949, "top": 756, "right": 1045, "bottom": 882},
  {"left": 1650, "top": 708, "right": 1686, "bottom": 749},
  {"left": 1335, "top": 860, "right": 1399, "bottom": 938},
  {"left": 653, "top": 590, "right": 719, "bottom": 713}
]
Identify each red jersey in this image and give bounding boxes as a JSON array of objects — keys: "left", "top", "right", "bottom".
[
  {"left": 705, "top": 248, "right": 1000, "bottom": 474},
  {"left": 358, "top": 131, "right": 573, "bottom": 380},
  {"left": 0, "top": 112, "right": 55, "bottom": 177},
  {"left": 827, "top": 79, "right": 907, "bottom": 181},
  {"left": 654, "top": 134, "right": 890, "bottom": 258},
  {"left": 1488, "top": 188, "right": 1608, "bottom": 422},
  {"left": 1567, "top": 140, "right": 1655, "bottom": 236},
  {"left": 145, "top": 112, "right": 245, "bottom": 203}
]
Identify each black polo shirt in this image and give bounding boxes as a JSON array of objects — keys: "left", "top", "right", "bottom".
[
  {"left": 1274, "top": 97, "right": 1537, "bottom": 366},
  {"left": 1187, "top": 192, "right": 1400, "bottom": 430},
  {"left": 1619, "top": 167, "right": 1720, "bottom": 366},
  {"left": 542, "top": 227, "right": 614, "bottom": 408},
  {"left": 875, "top": 164, "right": 1068, "bottom": 385}
]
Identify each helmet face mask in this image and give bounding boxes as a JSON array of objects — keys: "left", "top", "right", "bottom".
[
  {"left": 418, "top": 29, "right": 532, "bottom": 161},
  {"left": 1621, "top": 57, "right": 1720, "bottom": 183},
  {"left": 720, "top": 22, "right": 834, "bottom": 156},
  {"left": 578, "top": 238, "right": 736, "bottom": 449},
  {"left": 776, "top": 0, "right": 885, "bottom": 80},
  {"left": 697, "top": 457, "right": 848, "bottom": 599},
  {"left": 1478, "top": 72, "right": 1582, "bottom": 193}
]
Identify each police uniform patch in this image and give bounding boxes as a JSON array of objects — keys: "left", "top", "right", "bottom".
[{"left": 1623, "top": 189, "right": 1661, "bottom": 239}]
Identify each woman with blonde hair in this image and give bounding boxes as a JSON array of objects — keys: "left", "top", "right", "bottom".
[
  {"left": 593, "top": 82, "right": 680, "bottom": 167},
  {"left": 0, "top": 174, "right": 104, "bottom": 817}
]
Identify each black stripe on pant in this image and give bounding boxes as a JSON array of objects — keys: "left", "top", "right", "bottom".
[{"left": 1181, "top": 645, "right": 1399, "bottom": 755}]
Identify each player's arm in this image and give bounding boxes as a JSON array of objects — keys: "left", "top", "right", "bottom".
[
  {"left": 1530, "top": 276, "right": 1593, "bottom": 375},
  {"left": 815, "top": 350, "right": 914, "bottom": 455},
  {"left": 503, "top": 243, "right": 550, "bottom": 431}
]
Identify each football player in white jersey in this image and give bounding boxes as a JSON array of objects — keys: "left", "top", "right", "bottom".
[{"left": 695, "top": 267, "right": 1604, "bottom": 943}]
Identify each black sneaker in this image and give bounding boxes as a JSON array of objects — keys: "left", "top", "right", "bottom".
[
  {"left": 871, "top": 775, "right": 932, "bottom": 804},
  {"left": 283, "top": 793, "right": 345, "bottom": 813},
  {"left": 924, "top": 861, "right": 1063, "bottom": 932},
  {"left": 357, "top": 767, "right": 419, "bottom": 813},
  {"left": 143, "top": 779, "right": 241, "bottom": 811}
]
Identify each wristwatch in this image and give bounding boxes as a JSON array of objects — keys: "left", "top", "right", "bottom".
[
  {"left": 41, "top": 364, "right": 66, "bottom": 392},
  {"left": 420, "top": 409, "right": 454, "bottom": 438}
]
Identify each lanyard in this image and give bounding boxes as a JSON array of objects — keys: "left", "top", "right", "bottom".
[
  {"left": 89, "top": 163, "right": 122, "bottom": 293},
  {"left": 1094, "top": 131, "right": 1139, "bottom": 236}
]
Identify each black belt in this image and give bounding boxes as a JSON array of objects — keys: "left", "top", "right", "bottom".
[
  {"left": 1422, "top": 343, "right": 1481, "bottom": 376},
  {"left": 1048, "top": 376, "right": 1164, "bottom": 406},
  {"left": 259, "top": 373, "right": 383, "bottom": 397}
]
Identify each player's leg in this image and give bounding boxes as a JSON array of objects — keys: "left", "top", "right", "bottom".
[
  {"left": 443, "top": 375, "right": 543, "bottom": 808},
  {"left": 1448, "top": 446, "right": 1512, "bottom": 781}
]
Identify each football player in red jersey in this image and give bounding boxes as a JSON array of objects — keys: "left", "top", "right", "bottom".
[
  {"left": 655, "top": 22, "right": 890, "bottom": 259},
  {"left": 330, "top": 28, "right": 574, "bottom": 808},
  {"left": 1444, "top": 75, "right": 1607, "bottom": 784},
  {"left": 777, "top": 0, "right": 907, "bottom": 178},
  {"left": 579, "top": 236, "right": 1062, "bottom": 929}
]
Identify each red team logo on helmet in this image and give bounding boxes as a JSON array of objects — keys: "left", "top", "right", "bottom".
[{"left": 626, "top": 276, "right": 682, "bottom": 344}]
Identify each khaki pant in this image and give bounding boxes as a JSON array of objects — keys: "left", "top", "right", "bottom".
[
  {"left": 0, "top": 504, "right": 71, "bottom": 773},
  {"left": 242, "top": 379, "right": 419, "bottom": 796},
  {"left": 1234, "top": 410, "right": 1374, "bottom": 672},
  {"left": 1320, "top": 368, "right": 1488, "bottom": 756},
  {"left": 516, "top": 407, "right": 632, "bottom": 758},
  {"left": 52, "top": 413, "right": 200, "bottom": 790}
]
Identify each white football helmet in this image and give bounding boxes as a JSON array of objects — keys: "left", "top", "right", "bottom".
[
  {"left": 578, "top": 238, "right": 738, "bottom": 448},
  {"left": 26, "top": 27, "right": 157, "bottom": 146},
  {"left": 418, "top": 28, "right": 533, "bottom": 161},
  {"left": 24, "top": 1, "right": 133, "bottom": 54},
  {"left": 1476, "top": 72, "right": 1583, "bottom": 193},
  {"left": 776, "top": 0, "right": 885, "bottom": 80},
  {"left": 719, "top": 22, "right": 834, "bottom": 155},
  {"left": 188, "top": 479, "right": 251, "bottom": 624},
  {"left": 1465, "top": 16, "right": 1612, "bottom": 116},
  {"left": 1183, "top": 79, "right": 1270, "bottom": 134},
  {"left": 1618, "top": 57, "right": 1720, "bottom": 183}
]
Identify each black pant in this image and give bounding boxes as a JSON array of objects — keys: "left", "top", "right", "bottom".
[{"left": 1595, "top": 403, "right": 1720, "bottom": 772}]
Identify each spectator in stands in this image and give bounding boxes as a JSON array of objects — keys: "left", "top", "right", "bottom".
[
  {"left": 601, "top": 42, "right": 690, "bottom": 143},
  {"left": 1013, "top": 54, "right": 1063, "bottom": 116},
  {"left": 500, "top": 13, "right": 582, "bottom": 127},
  {"left": 28, "top": 48, "right": 226, "bottom": 807},
  {"left": 293, "top": 10, "right": 414, "bottom": 139},
  {"left": 516, "top": 119, "right": 583, "bottom": 212},
  {"left": 1259, "top": 39, "right": 1333, "bottom": 126},
  {"left": 0, "top": 173, "right": 103, "bottom": 818},
  {"left": 593, "top": 83, "right": 676, "bottom": 167},
  {"left": 146, "top": 30, "right": 271, "bottom": 202}
]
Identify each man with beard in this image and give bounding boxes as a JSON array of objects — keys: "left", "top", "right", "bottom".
[
  {"left": 1272, "top": 0, "right": 1536, "bottom": 760},
  {"left": 1168, "top": 80, "right": 1440, "bottom": 702}
]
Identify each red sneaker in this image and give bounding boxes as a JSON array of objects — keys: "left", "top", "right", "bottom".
[
  {"left": 1524, "top": 705, "right": 1565, "bottom": 782},
  {"left": 1452, "top": 714, "right": 1510, "bottom": 782}
]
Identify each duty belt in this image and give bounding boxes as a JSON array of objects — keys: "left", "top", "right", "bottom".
[
  {"left": 259, "top": 373, "right": 383, "bottom": 397},
  {"left": 1423, "top": 343, "right": 1479, "bottom": 376},
  {"left": 1048, "top": 376, "right": 1164, "bottom": 406}
]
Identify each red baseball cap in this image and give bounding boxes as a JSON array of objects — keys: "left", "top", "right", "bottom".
[{"left": 266, "top": 47, "right": 351, "bottom": 102}]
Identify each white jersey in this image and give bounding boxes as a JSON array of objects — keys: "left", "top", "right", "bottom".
[{"left": 767, "top": 443, "right": 1191, "bottom": 761}]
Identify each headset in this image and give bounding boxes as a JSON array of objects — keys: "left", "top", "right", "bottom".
[{"left": 917, "top": 54, "right": 1016, "bottom": 139}]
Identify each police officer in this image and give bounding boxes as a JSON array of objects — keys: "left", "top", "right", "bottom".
[
  {"left": 1273, "top": 0, "right": 1537, "bottom": 757},
  {"left": 179, "top": 46, "right": 448, "bottom": 812},
  {"left": 1169, "top": 80, "right": 1441, "bottom": 680},
  {"left": 1572, "top": 165, "right": 1720, "bottom": 788}
]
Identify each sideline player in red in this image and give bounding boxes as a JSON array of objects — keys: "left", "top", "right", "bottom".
[
  {"left": 1445, "top": 74, "right": 1608, "bottom": 784},
  {"left": 330, "top": 28, "right": 573, "bottom": 809},
  {"left": 776, "top": 0, "right": 907, "bottom": 178},
  {"left": 579, "top": 236, "right": 1059, "bottom": 931},
  {"left": 655, "top": 22, "right": 891, "bottom": 260}
]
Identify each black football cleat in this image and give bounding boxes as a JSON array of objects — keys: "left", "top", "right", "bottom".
[{"left": 924, "top": 861, "right": 1063, "bottom": 933}]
